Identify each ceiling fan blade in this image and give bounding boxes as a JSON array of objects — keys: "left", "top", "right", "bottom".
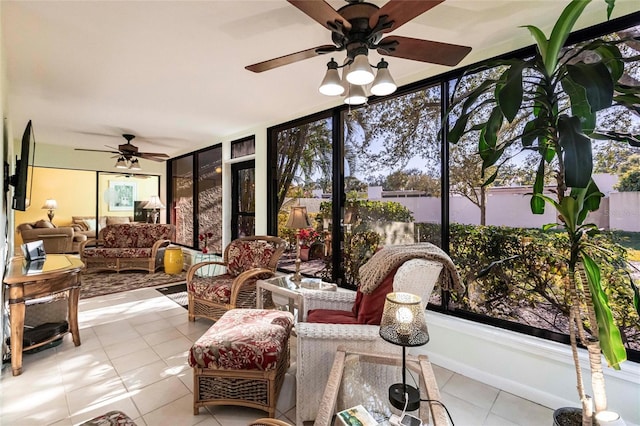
[
  {"left": 369, "top": 0, "right": 445, "bottom": 33},
  {"left": 288, "top": 0, "right": 351, "bottom": 32},
  {"left": 138, "top": 155, "right": 168, "bottom": 162},
  {"left": 138, "top": 152, "right": 170, "bottom": 159},
  {"left": 377, "top": 35, "right": 471, "bottom": 67},
  {"left": 246, "top": 45, "right": 339, "bottom": 73},
  {"left": 74, "top": 148, "right": 120, "bottom": 155}
]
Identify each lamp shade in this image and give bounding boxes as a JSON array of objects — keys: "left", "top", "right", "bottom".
[
  {"left": 41, "top": 199, "right": 58, "bottom": 210},
  {"left": 128, "top": 158, "right": 141, "bottom": 171},
  {"left": 319, "top": 58, "right": 345, "bottom": 96},
  {"left": 143, "top": 195, "right": 165, "bottom": 209},
  {"left": 379, "top": 292, "right": 429, "bottom": 347},
  {"left": 115, "top": 156, "right": 128, "bottom": 169},
  {"left": 286, "top": 206, "right": 311, "bottom": 229},
  {"left": 343, "top": 83, "right": 368, "bottom": 105},
  {"left": 370, "top": 59, "right": 397, "bottom": 96},
  {"left": 346, "top": 53, "right": 374, "bottom": 85}
]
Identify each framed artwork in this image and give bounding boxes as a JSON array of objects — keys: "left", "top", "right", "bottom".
[{"left": 109, "top": 181, "right": 136, "bottom": 211}]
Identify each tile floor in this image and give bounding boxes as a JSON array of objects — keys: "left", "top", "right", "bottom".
[{"left": 1, "top": 285, "right": 554, "bottom": 425}]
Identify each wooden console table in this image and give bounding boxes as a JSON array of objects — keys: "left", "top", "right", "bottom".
[{"left": 3, "top": 254, "right": 84, "bottom": 376}]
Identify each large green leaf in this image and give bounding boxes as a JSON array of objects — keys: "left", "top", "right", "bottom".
[
  {"left": 593, "top": 44, "right": 624, "bottom": 81},
  {"left": 523, "top": 25, "right": 548, "bottom": 61},
  {"left": 530, "top": 160, "right": 547, "bottom": 214},
  {"left": 544, "top": 0, "right": 591, "bottom": 75},
  {"left": 497, "top": 62, "right": 526, "bottom": 122},
  {"left": 558, "top": 115, "right": 593, "bottom": 188},
  {"left": 581, "top": 254, "right": 627, "bottom": 370},
  {"left": 566, "top": 62, "right": 614, "bottom": 112},
  {"left": 561, "top": 75, "right": 596, "bottom": 133}
]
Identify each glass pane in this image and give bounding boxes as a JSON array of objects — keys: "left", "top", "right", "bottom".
[
  {"left": 231, "top": 137, "right": 255, "bottom": 158},
  {"left": 237, "top": 215, "right": 255, "bottom": 238},
  {"left": 274, "top": 116, "right": 333, "bottom": 279},
  {"left": 236, "top": 168, "right": 255, "bottom": 214},
  {"left": 197, "top": 147, "right": 222, "bottom": 253},
  {"left": 342, "top": 85, "right": 443, "bottom": 292},
  {"left": 171, "top": 155, "right": 194, "bottom": 246}
]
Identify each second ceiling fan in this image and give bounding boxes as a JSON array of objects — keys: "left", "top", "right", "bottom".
[
  {"left": 75, "top": 134, "right": 169, "bottom": 170},
  {"left": 246, "top": 0, "right": 471, "bottom": 101}
]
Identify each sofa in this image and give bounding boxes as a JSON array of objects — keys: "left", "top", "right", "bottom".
[
  {"left": 80, "top": 223, "right": 175, "bottom": 273},
  {"left": 17, "top": 220, "right": 88, "bottom": 253},
  {"left": 71, "top": 215, "right": 135, "bottom": 240}
]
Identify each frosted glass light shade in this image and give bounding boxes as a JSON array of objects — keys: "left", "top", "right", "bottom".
[
  {"left": 346, "top": 54, "right": 374, "bottom": 85},
  {"left": 319, "top": 59, "right": 345, "bottom": 96},
  {"left": 343, "top": 84, "right": 368, "bottom": 105},
  {"left": 371, "top": 64, "right": 397, "bottom": 96}
]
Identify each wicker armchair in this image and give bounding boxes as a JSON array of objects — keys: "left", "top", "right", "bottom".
[
  {"left": 296, "top": 255, "right": 447, "bottom": 425},
  {"left": 186, "top": 235, "right": 287, "bottom": 322}
]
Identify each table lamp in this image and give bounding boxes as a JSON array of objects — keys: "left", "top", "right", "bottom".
[
  {"left": 143, "top": 195, "right": 165, "bottom": 224},
  {"left": 379, "top": 292, "right": 429, "bottom": 412},
  {"left": 285, "top": 206, "right": 311, "bottom": 283},
  {"left": 41, "top": 199, "right": 58, "bottom": 222}
]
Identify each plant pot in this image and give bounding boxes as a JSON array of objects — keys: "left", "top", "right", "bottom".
[
  {"left": 299, "top": 246, "right": 310, "bottom": 261},
  {"left": 553, "top": 407, "right": 582, "bottom": 426}
]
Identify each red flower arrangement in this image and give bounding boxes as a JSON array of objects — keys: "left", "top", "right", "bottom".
[
  {"left": 297, "top": 228, "right": 321, "bottom": 248},
  {"left": 199, "top": 232, "right": 214, "bottom": 254}
]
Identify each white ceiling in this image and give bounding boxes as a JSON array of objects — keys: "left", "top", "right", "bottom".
[{"left": 3, "top": 0, "right": 638, "bottom": 159}]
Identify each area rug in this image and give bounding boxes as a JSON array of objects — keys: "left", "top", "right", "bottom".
[
  {"left": 80, "top": 271, "right": 187, "bottom": 299},
  {"left": 155, "top": 283, "right": 188, "bottom": 309}
]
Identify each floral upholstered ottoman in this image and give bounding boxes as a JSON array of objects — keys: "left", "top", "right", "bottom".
[
  {"left": 79, "top": 410, "right": 137, "bottom": 425},
  {"left": 188, "top": 308, "right": 294, "bottom": 417}
]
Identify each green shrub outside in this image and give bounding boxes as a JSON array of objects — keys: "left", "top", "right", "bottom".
[{"left": 448, "top": 223, "right": 639, "bottom": 351}]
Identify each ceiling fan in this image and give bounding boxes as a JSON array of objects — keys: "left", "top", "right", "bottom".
[
  {"left": 245, "top": 0, "right": 472, "bottom": 73},
  {"left": 75, "top": 134, "right": 170, "bottom": 169}
]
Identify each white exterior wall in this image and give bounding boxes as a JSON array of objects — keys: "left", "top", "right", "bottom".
[{"left": 610, "top": 192, "right": 640, "bottom": 232}]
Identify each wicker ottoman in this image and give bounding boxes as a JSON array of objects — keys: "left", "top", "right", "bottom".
[{"left": 188, "top": 309, "right": 294, "bottom": 417}]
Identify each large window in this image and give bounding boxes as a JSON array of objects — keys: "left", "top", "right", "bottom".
[
  {"left": 169, "top": 145, "right": 223, "bottom": 252},
  {"left": 269, "top": 19, "right": 640, "bottom": 360}
]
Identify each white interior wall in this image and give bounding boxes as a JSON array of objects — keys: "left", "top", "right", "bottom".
[{"left": 417, "top": 313, "right": 640, "bottom": 425}]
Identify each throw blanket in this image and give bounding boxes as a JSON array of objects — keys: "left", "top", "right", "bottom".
[{"left": 359, "top": 243, "right": 464, "bottom": 295}]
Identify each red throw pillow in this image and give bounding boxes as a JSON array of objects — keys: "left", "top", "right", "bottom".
[
  {"left": 355, "top": 266, "right": 398, "bottom": 325},
  {"left": 306, "top": 309, "right": 360, "bottom": 324}
]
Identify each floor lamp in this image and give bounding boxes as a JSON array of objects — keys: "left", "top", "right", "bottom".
[
  {"left": 285, "top": 206, "right": 311, "bottom": 283},
  {"left": 379, "top": 292, "right": 430, "bottom": 412}
]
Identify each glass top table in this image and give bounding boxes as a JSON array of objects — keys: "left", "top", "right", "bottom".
[{"left": 256, "top": 274, "right": 338, "bottom": 321}]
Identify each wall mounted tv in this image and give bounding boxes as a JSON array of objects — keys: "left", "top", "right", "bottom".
[{"left": 9, "top": 120, "right": 35, "bottom": 211}]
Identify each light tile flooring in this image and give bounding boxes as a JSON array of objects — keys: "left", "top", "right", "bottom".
[{"left": 1, "top": 286, "right": 554, "bottom": 426}]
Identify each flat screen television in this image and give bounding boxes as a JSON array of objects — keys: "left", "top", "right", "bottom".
[{"left": 10, "top": 120, "right": 35, "bottom": 211}]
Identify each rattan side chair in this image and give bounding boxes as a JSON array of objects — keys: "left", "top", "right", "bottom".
[{"left": 186, "top": 235, "right": 287, "bottom": 322}]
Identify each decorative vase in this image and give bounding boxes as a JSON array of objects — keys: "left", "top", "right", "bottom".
[{"left": 299, "top": 246, "right": 310, "bottom": 262}]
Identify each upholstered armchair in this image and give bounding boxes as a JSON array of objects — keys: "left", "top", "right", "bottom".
[
  {"left": 186, "top": 235, "right": 287, "bottom": 322},
  {"left": 17, "top": 220, "right": 87, "bottom": 253},
  {"left": 296, "top": 243, "right": 462, "bottom": 425}
]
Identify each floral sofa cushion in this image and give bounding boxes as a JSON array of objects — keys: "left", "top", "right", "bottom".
[
  {"left": 188, "top": 309, "right": 294, "bottom": 371},
  {"left": 102, "top": 224, "right": 174, "bottom": 249},
  {"left": 82, "top": 247, "right": 153, "bottom": 259},
  {"left": 187, "top": 274, "right": 235, "bottom": 304},
  {"left": 226, "top": 240, "right": 277, "bottom": 277}
]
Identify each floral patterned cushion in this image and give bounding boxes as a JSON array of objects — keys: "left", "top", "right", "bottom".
[
  {"left": 82, "top": 247, "right": 152, "bottom": 258},
  {"left": 187, "top": 274, "right": 235, "bottom": 304},
  {"left": 102, "top": 224, "right": 173, "bottom": 249},
  {"left": 226, "top": 240, "right": 276, "bottom": 277},
  {"left": 188, "top": 309, "right": 294, "bottom": 370},
  {"left": 79, "top": 410, "right": 137, "bottom": 425}
]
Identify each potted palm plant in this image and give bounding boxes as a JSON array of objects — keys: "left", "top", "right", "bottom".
[{"left": 446, "top": 1, "right": 639, "bottom": 424}]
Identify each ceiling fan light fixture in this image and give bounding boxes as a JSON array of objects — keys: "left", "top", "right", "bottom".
[
  {"left": 370, "top": 59, "right": 397, "bottom": 96},
  {"left": 346, "top": 53, "right": 374, "bottom": 85},
  {"left": 128, "top": 158, "right": 141, "bottom": 171},
  {"left": 344, "top": 83, "right": 368, "bottom": 105},
  {"left": 115, "top": 156, "right": 128, "bottom": 169},
  {"left": 319, "top": 58, "right": 345, "bottom": 96}
]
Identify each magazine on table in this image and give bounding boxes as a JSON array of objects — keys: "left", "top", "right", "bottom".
[{"left": 337, "top": 404, "right": 378, "bottom": 426}]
